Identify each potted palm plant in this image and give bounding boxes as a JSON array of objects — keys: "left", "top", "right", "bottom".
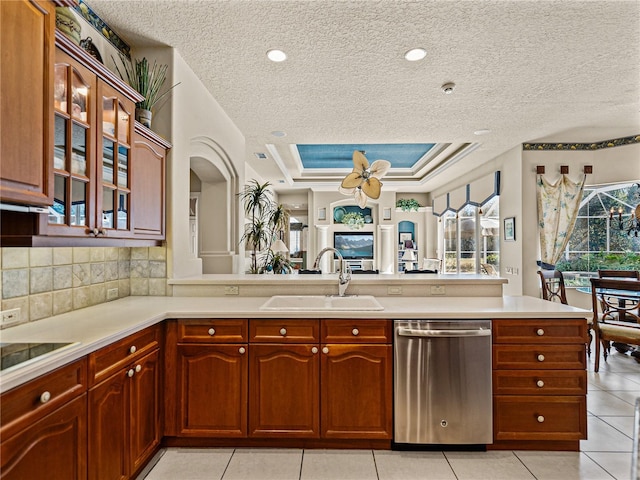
[{"left": 114, "top": 54, "right": 180, "bottom": 128}]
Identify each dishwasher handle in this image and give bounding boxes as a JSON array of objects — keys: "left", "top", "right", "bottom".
[{"left": 397, "top": 327, "right": 491, "bottom": 338}]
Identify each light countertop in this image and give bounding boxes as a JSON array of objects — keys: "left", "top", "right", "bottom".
[{"left": 0, "top": 295, "right": 589, "bottom": 393}]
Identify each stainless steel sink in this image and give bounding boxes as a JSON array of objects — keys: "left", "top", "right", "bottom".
[{"left": 260, "top": 295, "right": 384, "bottom": 311}]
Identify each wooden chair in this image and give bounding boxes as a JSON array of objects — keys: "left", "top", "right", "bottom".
[
  {"left": 590, "top": 277, "right": 640, "bottom": 372},
  {"left": 537, "top": 270, "right": 568, "bottom": 304}
]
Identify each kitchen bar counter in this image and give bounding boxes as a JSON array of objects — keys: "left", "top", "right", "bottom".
[{"left": 0, "top": 294, "right": 588, "bottom": 393}]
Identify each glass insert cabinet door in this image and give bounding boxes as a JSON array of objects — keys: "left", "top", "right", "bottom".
[
  {"left": 99, "top": 83, "right": 133, "bottom": 234},
  {"left": 50, "top": 57, "right": 94, "bottom": 231}
]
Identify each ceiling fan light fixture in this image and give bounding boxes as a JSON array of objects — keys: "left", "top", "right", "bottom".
[
  {"left": 267, "top": 49, "right": 287, "bottom": 62},
  {"left": 339, "top": 151, "right": 391, "bottom": 208},
  {"left": 404, "top": 48, "right": 427, "bottom": 61}
]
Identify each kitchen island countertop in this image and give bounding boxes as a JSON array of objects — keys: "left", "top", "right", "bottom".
[{"left": 0, "top": 294, "right": 588, "bottom": 393}]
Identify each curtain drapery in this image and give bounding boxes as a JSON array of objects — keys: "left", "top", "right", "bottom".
[{"left": 536, "top": 174, "right": 586, "bottom": 268}]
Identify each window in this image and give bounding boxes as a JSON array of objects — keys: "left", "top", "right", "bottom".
[
  {"left": 441, "top": 196, "right": 500, "bottom": 274},
  {"left": 556, "top": 182, "right": 640, "bottom": 286}
]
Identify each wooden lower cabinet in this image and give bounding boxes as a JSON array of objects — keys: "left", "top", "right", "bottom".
[
  {"left": 176, "top": 344, "right": 248, "bottom": 437},
  {"left": 321, "top": 344, "right": 392, "bottom": 439},
  {"left": 491, "top": 318, "right": 588, "bottom": 450},
  {"left": 88, "top": 348, "right": 160, "bottom": 480},
  {"left": 249, "top": 344, "right": 320, "bottom": 437},
  {"left": 0, "top": 394, "right": 87, "bottom": 480}
]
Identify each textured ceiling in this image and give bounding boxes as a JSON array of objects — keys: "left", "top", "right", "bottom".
[{"left": 87, "top": 0, "right": 640, "bottom": 195}]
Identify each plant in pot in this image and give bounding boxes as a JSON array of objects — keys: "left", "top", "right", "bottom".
[
  {"left": 113, "top": 54, "right": 180, "bottom": 128},
  {"left": 396, "top": 198, "right": 421, "bottom": 212}
]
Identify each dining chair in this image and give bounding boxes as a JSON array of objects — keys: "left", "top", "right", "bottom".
[
  {"left": 589, "top": 277, "right": 640, "bottom": 372},
  {"left": 598, "top": 269, "right": 640, "bottom": 279},
  {"left": 537, "top": 270, "right": 568, "bottom": 304},
  {"left": 481, "top": 263, "right": 498, "bottom": 276}
]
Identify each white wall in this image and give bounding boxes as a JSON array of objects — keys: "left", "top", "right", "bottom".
[{"left": 134, "top": 47, "right": 246, "bottom": 279}]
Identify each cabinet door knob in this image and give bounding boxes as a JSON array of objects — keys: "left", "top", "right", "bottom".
[
  {"left": 135, "top": 364, "right": 142, "bottom": 373},
  {"left": 129, "top": 345, "right": 137, "bottom": 354},
  {"left": 311, "top": 347, "right": 318, "bottom": 354},
  {"left": 352, "top": 328, "right": 359, "bottom": 336},
  {"left": 537, "top": 328, "right": 545, "bottom": 336},
  {"left": 280, "top": 328, "right": 287, "bottom": 336},
  {"left": 208, "top": 328, "right": 216, "bottom": 336},
  {"left": 40, "top": 391, "right": 51, "bottom": 404},
  {"left": 322, "top": 347, "right": 329, "bottom": 354},
  {"left": 537, "top": 415, "right": 545, "bottom": 423},
  {"left": 537, "top": 354, "right": 545, "bottom": 362},
  {"left": 536, "top": 380, "right": 545, "bottom": 388},
  {"left": 127, "top": 369, "right": 135, "bottom": 378},
  {"left": 239, "top": 347, "right": 246, "bottom": 354}
]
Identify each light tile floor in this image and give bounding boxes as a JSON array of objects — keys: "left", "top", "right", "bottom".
[{"left": 138, "top": 349, "right": 639, "bottom": 480}]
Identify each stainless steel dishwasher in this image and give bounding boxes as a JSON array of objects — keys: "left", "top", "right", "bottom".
[{"left": 394, "top": 319, "right": 493, "bottom": 446}]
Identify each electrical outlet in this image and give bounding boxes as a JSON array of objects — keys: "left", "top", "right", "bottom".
[
  {"left": 1, "top": 308, "right": 22, "bottom": 327},
  {"left": 107, "top": 288, "right": 119, "bottom": 301},
  {"left": 430, "top": 285, "right": 446, "bottom": 295},
  {"left": 387, "top": 286, "right": 403, "bottom": 295},
  {"left": 224, "top": 285, "right": 239, "bottom": 295}
]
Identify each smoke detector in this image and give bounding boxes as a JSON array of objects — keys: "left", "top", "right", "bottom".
[{"left": 441, "top": 82, "right": 456, "bottom": 94}]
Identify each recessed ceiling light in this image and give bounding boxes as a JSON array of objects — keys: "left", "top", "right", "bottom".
[
  {"left": 474, "top": 129, "right": 491, "bottom": 136},
  {"left": 271, "top": 131, "right": 287, "bottom": 137},
  {"left": 267, "top": 49, "right": 287, "bottom": 62},
  {"left": 404, "top": 48, "right": 427, "bottom": 61}
]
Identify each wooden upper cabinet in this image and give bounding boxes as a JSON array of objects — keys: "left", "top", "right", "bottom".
[
  {"left": 131, "top": 125, "right": 169, "bottom": 239},
  {"left": 0, "top": 0, "right": 55, "bottom": 206}
]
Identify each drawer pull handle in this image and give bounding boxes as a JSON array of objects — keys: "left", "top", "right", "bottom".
[
  {"left": 537, "top": 328, "right": 545, "bottom": 336},
  {"left": 280, "top": 328, "right": 287, "bottom": 336},
  {"left": 322, "top": 347, "right": 329, "bottom": 354},
  {"left": 536, "top": 380, "right": 545, "bottom": 388},
  {"left": 352, "top": 328, "right": 359, "bottom": 336},
  {"left": 311, "top": 347, "right": 318, "bottom": 354},
  {"left": 537, "top": 354, "right": 545, "bottom": 362},
  {"left": 208, "top": 328, "right": 216, "bottom": 336},
  {"left": 135, "top": 364, "right": 142, "bottom": 373},
  {"left": 239, "top": 347, "right": 246, "bottom": 355},
  {"left": 40, "top": 391, "right": 51, "bottom": 404},
  {"left": 537, "top": 415, "right": 545, "bottom": 423},
  {"left": 129, "top": 345, "right": 137, "bottom": 354},
  {"left": 127, "top": 369, "right": 135, "bottom": 378}
]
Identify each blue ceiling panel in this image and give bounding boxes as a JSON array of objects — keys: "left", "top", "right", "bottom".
[{"left": 297, "top": 144, "right": 435, "bottom": 169}]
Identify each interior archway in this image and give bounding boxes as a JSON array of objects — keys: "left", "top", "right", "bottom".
[{"left": 189, "top": 137, "right": 240, "bottom": 273}]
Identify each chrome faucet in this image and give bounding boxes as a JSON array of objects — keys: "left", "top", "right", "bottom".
[{"left": 313, "top": 247, "right": 352, "bottom": 297}]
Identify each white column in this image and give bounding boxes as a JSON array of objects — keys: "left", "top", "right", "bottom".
[
  {"left": 316, "top": 225, "right": 331, "bottom": 272},
  {"left": 378, "top": 224, "right": 394, "bottom": 273}
]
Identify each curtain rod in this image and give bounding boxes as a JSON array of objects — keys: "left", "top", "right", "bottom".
[{"left": 536, "top": 165, "right": 593, "bottom": 175}]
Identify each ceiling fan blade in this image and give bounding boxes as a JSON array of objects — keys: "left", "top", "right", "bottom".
[
  {"left": 352, "top": 150, "right": 369, "bottom": 171},
  {"left": 354, "top": 188, "right": 368, "bottom": 208},
  {"left": 341, "top": 172, "right": 362, "bottom": 189},
  {"left": 370, "top": 159, "right": 391, "bottom": 178},
  {"left": 361, "top": 178, "right": 382, "bottom": 199}
]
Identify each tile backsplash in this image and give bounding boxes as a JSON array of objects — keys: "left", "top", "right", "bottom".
[{"left": 0, "top": 246, "right": 167, "bottom": 326}]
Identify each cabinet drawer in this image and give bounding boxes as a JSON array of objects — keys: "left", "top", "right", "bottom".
[
  {"left": 89, "top": 325, "right": 160, "bottom": 386},
  {"left": 493, "top": 345, "right": 586, "bottom": 370},
  {"left": 178, "top": 319, "right": 248, "bottom": 343},
  {"left": 493, "top": 319, "right": 588, "bottom": 344},
  {"left": 493, "top": 370, "right": 587, "bottom": 395},
  {"left": 321, "top": 320, "right": 391, "bottom": 344},
  {"left": 250, "top": 319, "right": 319, "bottom": 343},
  {"left": 494, "top": 395, "right": 587, "bottom": 441},
  {"left": 0, "top": 358, "right": 87, "bottom": 440}
]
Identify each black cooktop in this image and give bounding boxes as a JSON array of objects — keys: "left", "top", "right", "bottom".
[{"left": 0, "top": 342, "right": 74, "bottom": 371}]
